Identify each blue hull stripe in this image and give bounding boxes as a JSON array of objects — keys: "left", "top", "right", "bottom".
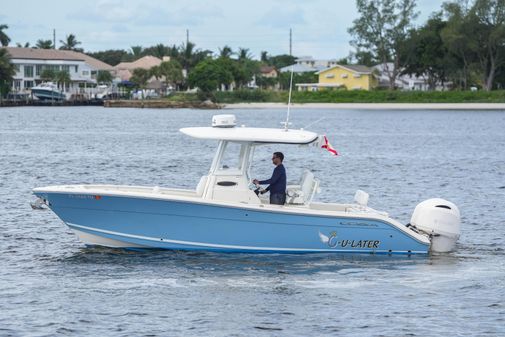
[{"left": 68, "top": 223, "right": 428, "bottom": 254}]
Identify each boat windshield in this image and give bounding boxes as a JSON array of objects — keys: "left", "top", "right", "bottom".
[
  {"left": 217, "top": 142, "right": 247, "bottom": 172},
  {"left": 249, "top": 142, "right": 313, "bottom": 186}
]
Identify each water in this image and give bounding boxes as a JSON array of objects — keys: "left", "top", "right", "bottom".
[{"left": 1, "top": 106, "right": 504, "bottom": 336}]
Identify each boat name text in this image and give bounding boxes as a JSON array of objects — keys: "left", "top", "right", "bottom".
[{"left": 340, "top": 240, "right": 380, "bottom": 249}]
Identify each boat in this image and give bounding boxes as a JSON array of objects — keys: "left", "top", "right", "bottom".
[
  {"left": 31, "top": 82, "right": 67, "bottom": 101},
  {"left": 32, "top": 114, "right": 461, "bottom": 255}
]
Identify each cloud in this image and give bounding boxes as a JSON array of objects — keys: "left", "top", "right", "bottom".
[
  {"left": 256, "top": 6, "right": 306, "bottom": 28},
  {"left": 67, "top": 0, "right": 151, "bottom": 23},
  {"left": 134, "top": 5, "right": 223, "bottom": 26},
  {"left": 68, "top": 1, "right": 222, "bottom": 27}
]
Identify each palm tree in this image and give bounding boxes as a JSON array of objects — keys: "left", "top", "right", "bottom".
[
  {"left": 175, "top": 42, "right": 212, "bottom": 89},
  {"left": 130, "top": 46, "right": 143, "bottom": 60},
  {"left": 16, "top": 42, "right": 30, "bottom": 48},
  {"left": 167, "top": 44, "right": 180, "bottom": 59},
  {"left": 238, "top": 47, "right": 252, "bottom": 61},
  {"left": 59, "top": 34, "right": 82, "bottom": 51},
  {"left": 149, "top": 65, "right": 162, "bottom": 80},
  {"left": 35, "top": 39, "right": 53, "bottom": 49},
  {"left": 0, "top": 48, "right": 16, "bottom": 101},
  {"left": 179, "top": 41, "right": 196, "bottom": 72},
  {"left": 159, "top": 60, "right": 183, "bottom": 90},
  {"left": 55, "top": 70, "right": 71, "bottom": 90},
  {"left": 0, "top": 24, "right": 11, "bottom": 46},
  {"left": 40, "top": 68, "right": 56, "bottom": 82},
  {"left": 218, "top": 45, "right": 233, "bottom": 59},
  {"left": 130, "top": 68, "right": 150, "bottom": 88},
  {"left": 153, "top": 43, "right": 167, "bottom": 59},
  {"left": 260, "top": 51, "right": 269, "bottom": 63},
  {"left": 96, "top": 70, "right": 113, "bottom": 84}
]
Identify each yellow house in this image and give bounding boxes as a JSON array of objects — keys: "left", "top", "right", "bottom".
[{"left": 296, "top": 64, "right": 377, "bottom": 91}]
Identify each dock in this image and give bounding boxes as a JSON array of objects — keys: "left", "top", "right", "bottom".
[
  {"left": 0, "top": 99, "right": 222, "bottom": 109},
  {"left": 0, "top": 99, "right": 104, "bottom": 107},
  {"left": 103, "top": 99, "right": 222, "bottom": 109}
]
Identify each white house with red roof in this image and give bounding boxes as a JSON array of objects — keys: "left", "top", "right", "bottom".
[{"left": 4, "top": 47, "right": 113, "bottom": 94}]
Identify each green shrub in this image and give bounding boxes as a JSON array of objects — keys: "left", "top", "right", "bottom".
[{"left": 166, "top": 89, "right": 505, "bottom": 104}]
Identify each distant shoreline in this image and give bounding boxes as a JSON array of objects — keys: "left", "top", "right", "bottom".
[
  {"left": 2, "top": 100, "right": 504, "bottom": 110},
  {"left": 223, "top": 102, "right": 505, "bottom": 110}
]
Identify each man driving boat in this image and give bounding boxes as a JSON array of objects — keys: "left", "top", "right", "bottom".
[{"left": 253, "top": 152, "right": 286, "bottom": 205}]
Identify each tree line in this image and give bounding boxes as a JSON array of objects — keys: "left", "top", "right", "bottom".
[
  {"left": 1, "top": 0, "right": 505, "bottom": 95},
  {"left": 349, "top": 0, "right": 505, "bottom": 91}
]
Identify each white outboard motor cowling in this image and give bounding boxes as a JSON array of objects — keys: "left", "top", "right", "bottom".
[{"left": 410, "top": 198, "right": 461, "bottom": 253}]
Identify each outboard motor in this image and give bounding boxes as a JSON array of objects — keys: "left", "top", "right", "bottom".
[{"left": 410, "top": 198, "right": 461, "bottom": 253}]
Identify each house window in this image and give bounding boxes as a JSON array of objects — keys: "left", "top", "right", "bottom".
[
  {"left": 62, "top": 65, "right": 70, "bottom": 72},
  {"left": 36, "top": 65, "right": 43, "bottom": 76},
  {"left": 353, "top": 74, "right": 361, "bottom": 78},
  {"left": 82, "top": 70, "right": 90, "bottom": 76},
  {"left": 44, "top": 65, "right": 60, "bottom": 72},
  {"left": 74, "top": 65, "right": 78, "bottom": 72},
  {"left": 24, "top": 65, "right": 34, "bottom": 78},
  {"left": 24, "top": 80, "right": 34, "bottom": 88},
  {"left": 325, "top": 74, "right": 335, "bottom": 79},
  {"left": 341, "top": 74, "right": 348, "bottom": 78}
]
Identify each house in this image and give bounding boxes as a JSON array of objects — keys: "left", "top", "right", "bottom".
[
  {"left": 247, "top": 66, "right": 280, "bottom": 90},
  {"left": 113, "top": 55, "right": 178, "bottom": 94},
  {"left": 113, "top": 55, "right": 167, "bottom": 81},
  {"left": 260, "top": 65, "right": 278, "bottom": 78},
  {"left": 296, "top": 64, "right": 377, "bottom": 91},
  {"left": 373, "top": 63, "right": 451, "bottom": 91},
  {"left": 3, "top": 47, "right": 113, "bottom": 93},
  {"left": 279, "top": 56, "right": 339, "bottom": 74}
]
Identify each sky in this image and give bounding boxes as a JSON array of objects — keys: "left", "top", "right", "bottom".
[{"left": 1, "top": 0, "right": 443, "bottom": 60}]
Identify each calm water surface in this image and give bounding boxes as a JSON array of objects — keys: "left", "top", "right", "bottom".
[{"left": 0, "top": 106, "right": 504, "bottom": 336}]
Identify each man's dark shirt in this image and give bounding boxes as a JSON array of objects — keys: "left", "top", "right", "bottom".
[{"left": 259, "top": 164, "right": 286, "bottom": 195}]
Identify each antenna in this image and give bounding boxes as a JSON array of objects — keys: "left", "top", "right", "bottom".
[
  {"left": 303, "top": 117, "right": 325, "bottom": 130},
  {"left": 289, "top": 28, "right": 292, "bottom": 56},
  {"left": 283, "top": 65, "right": 294, "bottom": 131}
]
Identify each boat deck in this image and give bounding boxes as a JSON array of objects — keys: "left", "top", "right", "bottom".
[{"left": 38, "top": 184, "right": 386, "bottom": 216}]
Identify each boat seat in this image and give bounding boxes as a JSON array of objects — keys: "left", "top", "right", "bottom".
[
  {"left": 286, "top": 170, "right": 319, "bottom": 205},
  {"left": 349, "top": 190, "right": 389, "bottom": 217},
  {"left": 196, "top": 175, "right": 208, "bottom": 197}
]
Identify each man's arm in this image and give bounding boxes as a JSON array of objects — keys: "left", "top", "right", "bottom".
[{"left": 259, "top": 166, "right": 281, "bottom": 185}]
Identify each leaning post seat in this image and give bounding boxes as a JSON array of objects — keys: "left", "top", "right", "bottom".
[{"left": 286, "top": 170, "right": 320, "bottom": 205}]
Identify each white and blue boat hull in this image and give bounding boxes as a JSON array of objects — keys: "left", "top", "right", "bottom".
[
  {"left": 33, "top": 189, "right": 430, "bottom": 255},
  {"left": 31, "top": 88, "right": 66, "bottom": 101}
]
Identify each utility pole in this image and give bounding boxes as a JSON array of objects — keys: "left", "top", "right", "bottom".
[
  {"left": 186, "top": 29, "right": 189, "bottom": 45},
  {"left": 53, "top": 29, "right": 56, "bottom": 49},
  {"left": 289, "top": 28, "right": 292, "bottom": 56}
]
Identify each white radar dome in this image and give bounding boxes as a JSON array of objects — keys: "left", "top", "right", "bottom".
[{"left": 212, "top": 114, "right": 236, "bottom": 128}]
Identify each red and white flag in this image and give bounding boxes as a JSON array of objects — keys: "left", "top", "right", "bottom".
[{"left": 321, "top": 135, "right": 338, "bottom": 156}]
